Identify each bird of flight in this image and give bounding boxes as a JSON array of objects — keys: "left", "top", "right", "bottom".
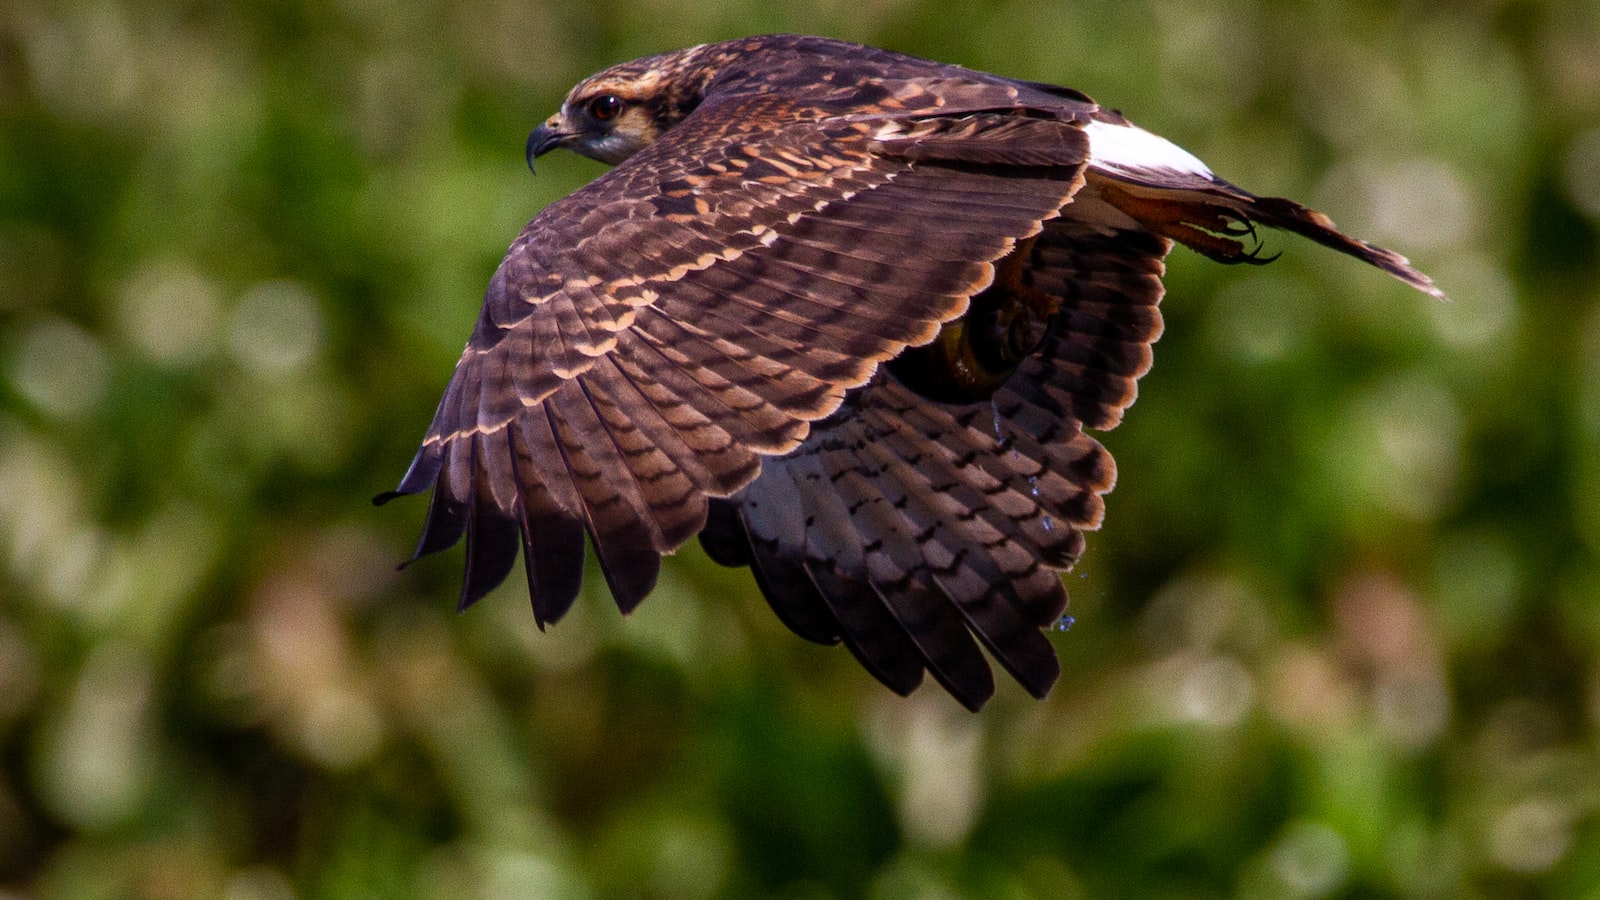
[{"left": 379, "top": 35, "right": 1442, "bottom": 710}]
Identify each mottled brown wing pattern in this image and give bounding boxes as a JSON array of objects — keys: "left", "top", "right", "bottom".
[
  {"left": 699, "top": 216, "right": 1172, "bottom": 710},
  {"left": 386, "top": 35, "right": 1445, "bottom": 710},
  {"left": 385, "top": 95, "right": 1093, "bottom": 627}
]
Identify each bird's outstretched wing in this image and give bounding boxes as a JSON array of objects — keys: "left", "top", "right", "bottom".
[
  {"left": 381, "top": 86, "right": 1097, "bottom": 629},
  {"left": 698, "top": 214, "right": 1171, "bottom": 709},
  {"left": 383, "top": 35, "right": 1445, "bottom": 709}
]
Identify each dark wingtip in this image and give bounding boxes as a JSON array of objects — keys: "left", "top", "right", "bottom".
[
  {"left": 1011, "top": 651, "right": 1061, "bottom": 701},
  {"left": 457, "top": 500, "right": 522, "bottom": 613},
  {"left": 607, "top": 563, "right": 662, "bottom": 616},
  {"left": 522, "top": 519, "right": 587, "bottom": 627},
  {"left": 373, "top": 490, "right": 405, "bottom": 507},
  {"left": 935, "top": 662, "right": 996, "bottom": 713}
]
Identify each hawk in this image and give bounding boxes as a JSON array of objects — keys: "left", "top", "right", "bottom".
[{"left": 380, "top": 35, "right": 1441, "bottom": 710}]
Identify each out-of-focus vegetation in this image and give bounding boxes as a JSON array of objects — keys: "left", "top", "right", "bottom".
[{"left": 1, "top": 0, "right": 1598, "bottom": 897}]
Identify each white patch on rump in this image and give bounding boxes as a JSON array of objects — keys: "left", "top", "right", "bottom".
[{"left": 1085, "top": 119, "right": 1214, "bottom": 177}]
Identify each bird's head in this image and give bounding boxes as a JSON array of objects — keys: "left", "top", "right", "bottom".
[{"left": 527, "top": 44, "right": 718, "bottom": 168}]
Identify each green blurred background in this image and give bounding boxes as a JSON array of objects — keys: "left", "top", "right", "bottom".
[{"left": 2, "top": 0, "right": 1599, "bottom": 897}]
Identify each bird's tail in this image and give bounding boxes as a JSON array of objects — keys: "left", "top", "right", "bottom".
[{"left": 1091, "top": 172, "right": 1446, "bottom": 300}]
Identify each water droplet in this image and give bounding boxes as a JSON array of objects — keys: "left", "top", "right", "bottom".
[
  {"left": 990, "top": 399, "right": 1004, "bottom": 445},
  {"left": 1041, "top": 515, "right": 1053, "bottom": 532},
  {"left": 1055, "top": 615, "right": 1076, "bottom": 632}
]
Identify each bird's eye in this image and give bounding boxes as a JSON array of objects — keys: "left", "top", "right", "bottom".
[{"left": 589, "top": 94, "right": 624, "bottom": 121}]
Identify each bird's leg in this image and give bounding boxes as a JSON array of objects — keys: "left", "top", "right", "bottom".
[
  {"left": 885, "top": 236, "right": 1058, "bottom": 404},
  {"left": 1096, "top": 181, "right": 1272, "bottom": 265},
  {"left": 993, "top": 235, "right": 1061, "bottom": 319}
]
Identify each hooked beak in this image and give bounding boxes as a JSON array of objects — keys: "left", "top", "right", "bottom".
[{"left": 525, "top": 121, "right": 569, "bottom": 173}]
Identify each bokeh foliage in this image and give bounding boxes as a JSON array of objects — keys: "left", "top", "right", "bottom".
[{"left": 2, "top": 0, "right": 1599, "bottom": 897}]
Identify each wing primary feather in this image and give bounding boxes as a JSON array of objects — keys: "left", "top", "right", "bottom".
[
  {"left": 699, "top": 498, "right": 753, "bottom": 567},
  {"left": 827, "top": 453, "right": 998, "bottom": 709},
  {"left": 715, "top": 464, "right": 847, "bottom": 645},
  {"left": 572, "top": 373, "right": 706, "bottom": 547},
  {"left": 747, "top": 545, "right": 844, "bottom": 646},
  {"left": 603, "top": 356, "right": 770, "bottom": 495},
  {"left": 458, "top": 436, "right": 521, "bottom": 610},
  {"left": 780, "top": 448, "right": 926, "bottom": 692},
  {"left": 873, "top": 580, "right": 996, "bottom": 712},
  {"left": 627, "top": 313, "right": 818, "bottom": 452},
  {"left": 506, "top": 424, "right": 587, "bottom": 626},
  {"left": 540, "top": 398, "right": 662, "bottom": 613},
  {"left": 409, "top": 454, "right": 468, "bottom": 561},
  {"left": 806, "top": 561, "right": 926, "bottom": 696},
  {"left": 849, "top": 416, "right": 1062, "bottom": 697},
  {"left": 594, "top": 355, "right": 757, "bottom": 495},
  {"left": 375, "top": 443, "right": 444, "bottom": 506}
]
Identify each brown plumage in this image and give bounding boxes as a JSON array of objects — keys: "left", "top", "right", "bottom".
[{"left": 379, "top": 35, "right": 1441, "bottom": 710}]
